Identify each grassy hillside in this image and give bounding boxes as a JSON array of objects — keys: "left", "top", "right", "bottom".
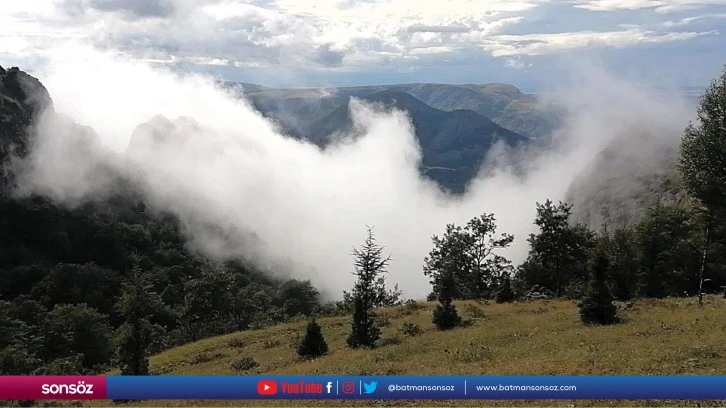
[{"left": 101, "top": 296, "right": 726, "bottom": 407}]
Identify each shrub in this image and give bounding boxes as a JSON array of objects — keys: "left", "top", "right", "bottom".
[
  {"left": 463, "top": 303, "right": 486, "bottom": 319},
  {"left": 230, "top": 357, "right": 259, "bottom": 371},
  {"left": 297, "top": 319, "right": 329, "bottom": 359},
  {"left": 376, "top": 315, "right": 391, "bottom": 327},
  {"left": 227, "top": 338, "right": 246, "bottom": 349},
  {"left": 379, "top": 336, "right": 403, "bottom": 347},
  {"left": 263, "top": 339, "right": 281, "bottom": 349},
  {"left": 191, "top": 352, "right": 224, "bottom": 365},
  {"left": 400, "top": 322, "right": 422, "bottom": 337},
  {"left": 433, "top": 303, "right": 461, "bottom": 330},
  {"left": 401, "top": 299, "right": 423, "bottom": 315},
  {"left": 496, "top": 275, "right": 516, "bottom": 303}
]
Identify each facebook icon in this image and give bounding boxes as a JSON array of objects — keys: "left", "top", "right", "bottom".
[{"left": 326, "top": 382, "right": 333, "bottom": 394}]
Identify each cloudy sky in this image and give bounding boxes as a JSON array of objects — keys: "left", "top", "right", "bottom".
[{"left": 1, "top": 0, "right": 724, "bottom": 89}]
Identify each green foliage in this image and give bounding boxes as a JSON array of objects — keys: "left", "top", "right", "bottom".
[
  {"left": 679, "top": 67, "right": 726, "bottom": 304},
  {"left": 519, "top": 200, "right": 595, "bottom": 297},
  {"left": 42, "top": 304, "right": 113, "bottom": 370},
  {"left": 343, "top": 277, "right": 403, "bottom": 308},
  {"left": 579, "top": 252, "right": 620, "bottom": 325},
  {"left": 115, "top": 259, "right": 164, "bottom": 375},
  {"left": 346, "top": 227, "right": 387, "bottom": 349},
  {"left": 424, "top": 213, "right": 514, "bottom": 300},
  {"left": 679, "top": 67, "right": 726, "bottom": 211},
  {"left": 379, "top": 335, "right": 403, "bottom": 347},
  {"left": 432, "top": 303, "right": 462, "bottom": 331},
  {"left": 230, "top": 357, "right": 259, "bottom": 372},
  {"left": 598, "top": 227, "right": 639, "bottom": 301},
  {"left": 400, "top": 322, "right": 423, "bottom": 337},
  {"left": 432, "top": 261, "right": 462, "bottom": 330},
  {"left": 30, "top": 263, "right": 121, "bottom": 316},
  {"left": 276, "top": 280, "right": 320, "bottom": 318},
  {"left": 35, "top": 354, "right": 84, "bottom": 375},
  {"left": 262, "top": 339, "right": 280, "bottom": 349},
  {"left": 227, "top": 338, "right": 246, "bottom": 349},
  {"left": 402, "top": 299, "right": 423, "bottom": 315},
  {"left": 347, "top": 295, "right": 381, "bottom": 349},
  {"left": 635, "top": 205, "right": 700, "bottom": 298},
  {"left": 191, "top": 352, "right": 225, "bottom": 365},
  {"left": 297, "top": 319, "right": 328, "bottom": 359},
  {"left": 495, "top": 274, "right": 515, "bottom": 303}
]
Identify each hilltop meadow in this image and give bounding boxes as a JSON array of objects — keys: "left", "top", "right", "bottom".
[{"left": 75, "top": 296, "right": 726, "bottom": 408}]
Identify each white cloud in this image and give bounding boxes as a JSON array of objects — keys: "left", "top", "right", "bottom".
[
  {"left": 663, "top": 12, "right": 726, "bottom": 26},
  {"left": 0, "top": 0, "right": 722, "bottom": 76},
  {"left": 504, "top": 57, "right": 533, "bottom": 69},
  {"left": 573, "top": 0, "right": 726, "bottom": 13},
  {"left": 484, "top": 28, "right": 716, "bottom": 56}
]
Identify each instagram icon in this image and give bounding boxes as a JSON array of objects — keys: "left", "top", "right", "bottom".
[{"left": 341, "top": 382, "right": 355, "bottom": 394}]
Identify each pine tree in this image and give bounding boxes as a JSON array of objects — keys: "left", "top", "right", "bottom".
[
  {"left": 115, "top": 257, "right": 163, "bottom": 375},
  {"left": 496, "top": 274, "right": 515, "bottom": 303},
  {"left": 346, "top": 227, "right": 387, "bottom": 348},
  {"left": 297, "top": 318, "right": 328, "bottom": 359},
  {"left": 432, "top": 261, "right": 461, "bottom": 330},
  {"left": 579, "top": 252, "right": 620, "bottom": 325}
]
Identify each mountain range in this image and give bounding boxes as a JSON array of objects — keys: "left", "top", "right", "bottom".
[
  {"left": 233, "top": 81, "right": 565, "bottom": 141},
  {"left": 231, "top": 82, "right": 563, "bottom": 193}
]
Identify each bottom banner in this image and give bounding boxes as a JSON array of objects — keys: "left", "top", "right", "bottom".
[{"left": 1, "top": 375, "right": 726, "bottom": 400}]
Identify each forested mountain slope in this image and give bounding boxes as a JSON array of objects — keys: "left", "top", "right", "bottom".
[{"left": 0, "top": 66, "right": 323, "bottom": 376}]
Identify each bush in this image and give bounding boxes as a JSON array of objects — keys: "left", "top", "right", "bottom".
[
  {"left": 432, "top": 303, "right": 461, "bottom": 330},
  {"left": 230, "top": 357, "right": 259, "bottom": 371},
  {"left": 227, "top": 338, "right": 246, "bottom": 349},
  {"left": 463, "top": 303, "right": 486, "bottom": 319},
  {"left": 263, "top": 339, "right": 281, "bottom": 349},
  {"left": 496, "top": 275, "right": 516, "bottom": 303},
  {"left": 401, "top": 299, "right": 423, "bottom": 315},
  {"left": 379, "top": 336, "right": 403, "bottom": 347},
  {"left": 524, "top": 285, "right": 554, "bottom": 300},
  {"left": 375, "top": 315, "right": 391, "bottom": 327},
  {"left": 191, "top": 352, "right": 224, "bottom": 365},
  {"left": 400, "top": 322, "right": 422, "bottom": 337},
  {"left": 297, "top": 319, "right": 328, "bottom": 359}
]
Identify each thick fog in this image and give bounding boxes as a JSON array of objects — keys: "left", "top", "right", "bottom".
[{"left": 13, "top": 44, "right": 694, "bottom": 299}]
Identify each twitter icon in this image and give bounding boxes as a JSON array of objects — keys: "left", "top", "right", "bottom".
[{"left": 363, "top": 381, "right": 377, "bottom": 394}]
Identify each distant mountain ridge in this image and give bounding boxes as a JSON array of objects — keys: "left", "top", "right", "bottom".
[
  {"left": 237, "top": 81, "right": 565, "bottom": 141},
  {"left": 303, "top": 90, "right": 529, "bottom": 193},
  {"left": 235, "top": 82, "right": 554, "bottom": 192}
]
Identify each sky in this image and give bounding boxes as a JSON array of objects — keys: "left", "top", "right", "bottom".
[{"left": 1, "top": 0, "right": 725, "bottom": 89}]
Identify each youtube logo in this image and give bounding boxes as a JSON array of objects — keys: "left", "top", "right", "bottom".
[{"left": 257, "top": 380, "right": 278, "bottom": 395}]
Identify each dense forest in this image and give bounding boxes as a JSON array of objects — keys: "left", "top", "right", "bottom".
[{"left": 1, "top": 64, "right": 726, "bottom": 381}]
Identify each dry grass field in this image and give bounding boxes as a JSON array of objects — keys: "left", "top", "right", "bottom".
[{"left": 84, "top": 296, "right": 726, "bottom": 407}]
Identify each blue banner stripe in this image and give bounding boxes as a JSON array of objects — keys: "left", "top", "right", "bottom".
[{"left": 105, "top": 375, "right": 726, "bottom": 400}]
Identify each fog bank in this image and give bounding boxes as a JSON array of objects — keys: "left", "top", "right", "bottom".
[{"left": 14, "top": 44, "right": 694, "bottom": 299}]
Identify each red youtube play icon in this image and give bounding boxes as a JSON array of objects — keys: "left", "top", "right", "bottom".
[{"left": 257, "top": 380, "right": 278, "bottom": 395}]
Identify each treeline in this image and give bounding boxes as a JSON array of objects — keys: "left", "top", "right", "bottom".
[
  {"left": 423, "top": 199, "right": 725, "bottom": 304},
  {"left": 422, "top": 68, "right": 726, "bottom": 306},
  {"left": 0, "top": 193, "right": 327, "bottom": 375}
]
